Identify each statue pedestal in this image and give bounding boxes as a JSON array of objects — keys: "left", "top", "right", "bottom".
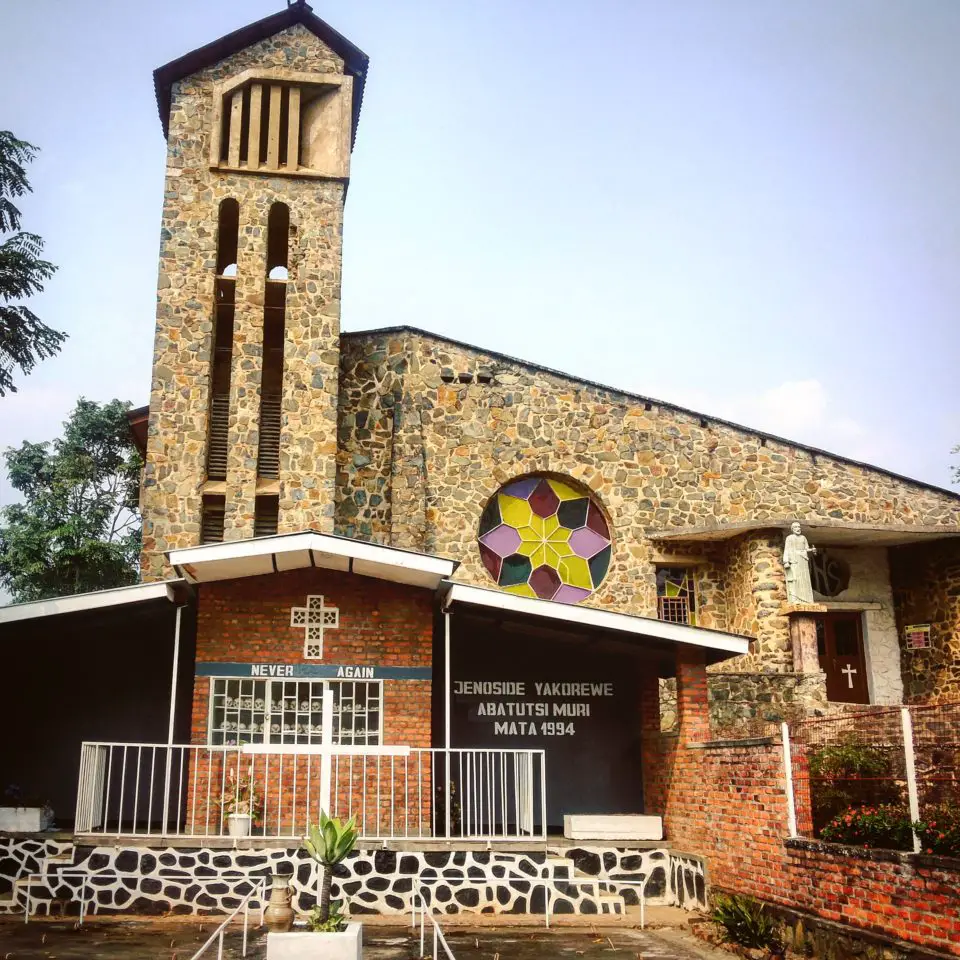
[{"left": 782, "top": 603, "right": 827, "bottom": 674}]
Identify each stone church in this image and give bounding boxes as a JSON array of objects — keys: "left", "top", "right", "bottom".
[{"left": 2, "top": 0, "right": 959, "bottom": 841}]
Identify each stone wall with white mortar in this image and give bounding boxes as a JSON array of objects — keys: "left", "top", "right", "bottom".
[{"left": 0, "top": 838, "right": 706, "bottom": 917}]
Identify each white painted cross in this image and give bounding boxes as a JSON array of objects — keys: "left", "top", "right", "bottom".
[
  {"left": 290, "top": 595, "right": 339, "bottom": 659},
  {"left": 841, "top": 664, "right": 858, "bottom": 689}
]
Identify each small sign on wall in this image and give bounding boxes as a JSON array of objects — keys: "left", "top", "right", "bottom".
[{"left": 904, "top": 624, "right": 932, "bottom": 650}]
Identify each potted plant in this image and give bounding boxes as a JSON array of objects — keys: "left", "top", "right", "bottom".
[
  {"left": 267, "top": 811, "right": 361, "bottom": 959},
  {"left": 217, "top": 768, "right": 263, "bottom": 838},
  {"left": 0, "top": 785, "right": 54, "bottom": 833}
]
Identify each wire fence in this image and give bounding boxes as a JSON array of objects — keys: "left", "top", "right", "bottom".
[{"left": 786, "top": 703, "right": 960, "bottom": 854}]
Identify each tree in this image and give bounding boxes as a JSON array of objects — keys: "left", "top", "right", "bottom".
[
  {"left": 0, "top": 131, "right": 65, "bottom": 396},
  {"left": 0, "top": 399, "right": 142, "bottom": 602}
]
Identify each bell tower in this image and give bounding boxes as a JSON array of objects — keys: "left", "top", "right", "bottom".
[{"left": 141, "top": 3, "right": 368, "bottom": 580}]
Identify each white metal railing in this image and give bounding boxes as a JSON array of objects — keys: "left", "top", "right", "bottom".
[
  {"left": 187, "top": 884, "right": 263, "bottom": 960},
  {"left": 75, "top": 742, "right": 546, "bottom": 842},
  {"left": 23, "top": 872, "right": 266, "bottom": 926},
  {"left": 412, "top": 885, "right": 460, "bottom": 959}
]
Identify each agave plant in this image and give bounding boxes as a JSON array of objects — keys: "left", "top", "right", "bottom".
[{"left": 303, "top": 811, "right": 359, "bottom": 929}]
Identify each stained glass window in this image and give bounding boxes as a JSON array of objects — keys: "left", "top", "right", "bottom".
[
  {"left": 477, "top": 476, "right": 612, "bottom": 603},
  {"left": 656, "top": 568, "right": 698, "bottom": 625}
]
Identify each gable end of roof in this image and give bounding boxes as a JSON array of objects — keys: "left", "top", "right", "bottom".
[{"left": 153, "top": 3, "right": 369, "bottom": 145}]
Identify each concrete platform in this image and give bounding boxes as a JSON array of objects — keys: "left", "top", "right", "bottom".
[{"left": 563, "top": 815, "right": 664, "bottom": 841}]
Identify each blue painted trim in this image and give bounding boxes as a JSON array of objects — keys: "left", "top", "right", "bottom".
[{"left": 195, "top": 661, "right": 432, "bottom": 681}]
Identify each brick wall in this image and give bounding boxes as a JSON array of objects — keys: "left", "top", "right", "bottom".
[
  {"left": 648, "top": 732, "right": 960, "bottom": 956},
  {"left": 185, "top": 569, "right": 435, "bottom": 834},
  {"left": 192, "top": 568, "right": 434, "bottom": 746}
]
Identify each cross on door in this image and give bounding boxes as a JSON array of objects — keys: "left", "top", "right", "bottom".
[
  {"left": 841, "top": 663, "right": 858, "bottom": 689},
  {"left": 290, "top": 595, "right": 339, "bottom": 659}
]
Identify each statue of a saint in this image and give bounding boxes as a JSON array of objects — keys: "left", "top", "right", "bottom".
[{"left": 783, "top": 521, "right": 817, "bottom": 604}]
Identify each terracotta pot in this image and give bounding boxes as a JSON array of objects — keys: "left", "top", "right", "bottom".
[{"left": 264, "top": 874, "right": 295, "bottom": 933}]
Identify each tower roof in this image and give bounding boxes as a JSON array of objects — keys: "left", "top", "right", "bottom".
[{"left": 153, "top": 1, "right": 369, "bottom": 145}]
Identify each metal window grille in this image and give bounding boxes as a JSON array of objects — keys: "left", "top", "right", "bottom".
[
  {"left": 658, "top": 596, "right": 690, "bottom": 624},
  {"left": 656, "top": 567, "right": 698, "bottom": 625},
  {"left": 208, "top": 678, "right": 382, "bottom": 747}
]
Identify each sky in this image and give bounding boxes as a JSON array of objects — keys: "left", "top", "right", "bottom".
[{"left": 1, "top": 0, "right": 959, "bottom": 503}]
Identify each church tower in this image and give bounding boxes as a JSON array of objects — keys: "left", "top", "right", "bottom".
[{"left": 141, "top": 3, "right": 368, "bottom": 580}]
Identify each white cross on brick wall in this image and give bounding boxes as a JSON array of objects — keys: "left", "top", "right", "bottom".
[{"left": 290, "top": 595, "right": 340, "bottom": 659}]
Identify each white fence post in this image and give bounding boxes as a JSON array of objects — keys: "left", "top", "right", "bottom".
[
  {"left": 781, "top": 722, "right": 798, "bottom": 838},
  {"left": 319, "top": 687, "right": 334, "bottom": 815},
  {"left": 901, "top": 708, "right": 922, "bottom": 854}
]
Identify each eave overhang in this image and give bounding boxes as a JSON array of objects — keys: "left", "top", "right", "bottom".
[
  {"left": 0, "top": 579, "right": 185, "bottom": 625},
  {"left": 168, "top": 532, "right": 459, "bottom": 590},
  {"left": 648, "top": 518, "right": 960, "bottom": 548},
  {"left": 439, "top": 580, "right": 750, "bottom": 669}
]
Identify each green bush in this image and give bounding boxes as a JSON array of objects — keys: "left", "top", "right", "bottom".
[
  {"left": 711, "top": 894, "right": 783, "bottom": 952},
  {"left": 820, "top": 804, "right": 914, "bottom": 850}
]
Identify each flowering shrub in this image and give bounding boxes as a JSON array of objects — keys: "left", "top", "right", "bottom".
[
  {"left": 820, "top": 804, "right": 913, "bottom": 850},
  {"left": 820, "top": 802, "right": 960, "bottom": 857},
  {"left": 808, "top": 740, "right": 902, "bottom": 836},
  {"left": 916, "top": 804, "right": 960, "bottom": 858}
]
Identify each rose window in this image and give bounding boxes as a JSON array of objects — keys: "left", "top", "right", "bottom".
[{"left": 477, "top": 476, "right": 612, "bottom": 603}]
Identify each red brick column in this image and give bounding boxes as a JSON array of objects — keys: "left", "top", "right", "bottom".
[
  {"left": 639, "top": 671, "right": 663, "bottom": 814},
  {"left": 676, "top": 646, "right": 710, "bottom": 744}
]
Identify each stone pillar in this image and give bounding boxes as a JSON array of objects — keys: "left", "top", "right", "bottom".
[
  {"left": 223, "top": 206, "right": 267, "bottom": 541},
  {"left": 783, "top": 603, "right": 827, "bottom": 673},
  {"left": 676, "top": 647, "right": 710, "bottom": 744}
]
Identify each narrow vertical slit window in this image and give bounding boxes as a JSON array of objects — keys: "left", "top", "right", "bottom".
[
  {"left": 254, "top": 495, "right": 280, "bottom": 537},
  {"left": 257, "top": 202, "right": 289, "bottom": 481},
  {"left": 201, "top": 495, "right": 226, "bottom": 544},
  {"left": 208, "top": 198, "right": 239, "bottom": 482}
]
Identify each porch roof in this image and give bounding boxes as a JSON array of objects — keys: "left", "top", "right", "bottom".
[
  {"left": 647, "top": 518, "right": 960, "bottom": 547},
  {"left": 0, "top": 579, "right": 185, "bottom": 624},
  {"left": 439, "top": 580, "right": 750, "bottom": 664},
  {"left": 168, "top": 531, "right": 458, "bottom": 590}
]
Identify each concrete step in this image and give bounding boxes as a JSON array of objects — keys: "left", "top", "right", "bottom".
[
  {"left": 545, "top": 857, "right": 574, "bottom": 879},
  {"left": 42, "top": 851, "right": 76, "bottom": 875},
  {"left": 599, "top": 894, "right": 625, "bottom": 915},
  {"left": 563, "top": 814, "right": 663, "bottom": 841}
]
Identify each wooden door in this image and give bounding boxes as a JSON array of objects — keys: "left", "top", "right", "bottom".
[{"left": 816, "top": 613, "right": 869, "bottom": 704}]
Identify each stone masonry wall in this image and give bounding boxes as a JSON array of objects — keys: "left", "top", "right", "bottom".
[
  {"left": 721, "top": 532, "right": 791, "bottom": 671},
  {"left": 891, "top": 538, "right": 960, "bottom": 702},
  {"left": 142, "top": 25, "right": 347, "bottom": 580},
  {"left": 335, "top": 330, "right": 960, "bottom": 628}
]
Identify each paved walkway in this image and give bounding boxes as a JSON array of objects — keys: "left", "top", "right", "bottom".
[{"left": 0, "top": 919, "right": 732, "bottom": 960}]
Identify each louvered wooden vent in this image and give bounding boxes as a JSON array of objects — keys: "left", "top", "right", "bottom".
[
  {"left": 254, "top": 496, "right": 279, "bottom": 538},
  {"left": 201, "top": 497, "right": 225, "bottom": 544},
  {"left": 207, "top": 394, "right": 230, "bottom": 481},
  {"left": 257, "top": 395, "right": 282, "bottom": 479}
]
